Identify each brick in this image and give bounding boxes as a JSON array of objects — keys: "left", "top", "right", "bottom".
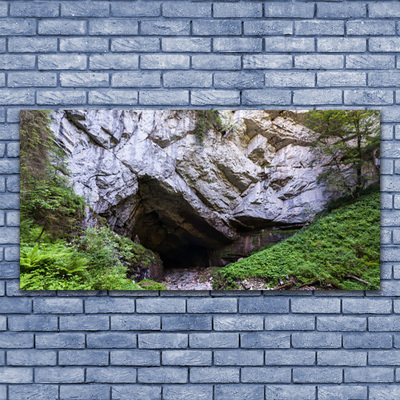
[
  {"left": 0, "top": 19, "right": 36, "bottom": 35},
  {"left": 214, "top": 38, "right": 262, "bottom": 53},
  {"left": 369, "top": 71, "right": 400, "bottom": 87},
  {"left": 163, "top": 2, "right": 210, "bottom": 18},
  {"left": 193, "top": 55, "right": 241, "bottom": 70},
  {"left": 370, "top": 3, "right": 400, "bottom": 18},
  {"left": 140, "top": 90, "right": 189, "bottom": 106},
  {"left": 318, "top": 72, "right": 366, "bottom": 87},
  {"left": 265, "top": 72, "right": 314, "bottom": 88},
  {"left": 0, "top": 367, "right": 32, "bottom": 383},
  {"left": 0, "top": 3, "right": 6, "bottom": 17},
  {"left": 369, "top": 316, "right": 400, "bottom": 331},
  {"left": 265, "top": 385, "right": 316, "bottom": 400},
  {"left": 138, "top": 367, "right": 187, "bottom": 383},
  {"left": 141, "top": 55, "right": 189, "bottom": 70},
  {"left": 244, "top": 21, "right": 292, "bottom": 36},
  {"left": 0, "top": 333, "right": 33, "bottom": 348},
  {"left": 295, "top": 55, "right": 344, "bottom": 69},
  {"left": 162, "top": 38, "right": 210, "bottom": 52},
  {"left": 189, "top": 332, "right": 238, "bottom": 348},
  {"left": 295, "top": 20, "right": 344, "bottom": 36},
  {"left": 342, "top": 299, "right": 392, "bottom": 314},
  {"left": 187, "top": 298, "right": 236, "bottom": 313},
  {"left": 264, "top": 37, "right": 314, "bottom": 53},
  {"left": 265, "top": 2, "right": 314, "bottom": 18},
  {"left": 239, "top": 297, "right": 288, "bottom": 313},
  {"left": 60, "top": 385, "right": 110, "bottom": 400},
  {"left": 59, "top": 350, "right": 109, "bottom": 366},
  {"left": 241, "top": 332, "right": 290, "bottom": 349},
  {"left": 60, "top": 73, "right": 109, "bottom": 88},
  {"left": 193, "top": 20, "right": 241, "bottom": 36},
  {"left": 11, "top": 2, "right": 59, "bottom": 17},
  {"left": 346, "top": 55, "right": 395, "bottom": 69},
  {"left": 0, "top": 297, "right": 31, "bottom": 313},
  {"left": 347, "top": 20, "right": 395, "bottom": 36},
  {"left": 213, "top": 3, "right": 262, "bottom": 18},
  {"left": 0, "top": 55, "right": 35, "bottom": 70},
  {"left": 318, "top": 350, "right": 366, "bottom": 366},
  {"left": 344, "top": 90, "right": 393, "bottom": 105},
  {"left": 60, "top": 315, "right": 109, "bottom": 331},
  {"left": 38, "top": 54, "right": 86, "bottom": 70},
  {"left": 60, "top": 38, "right": 108, "bottom": 52},
  {"left": 318, "top": 38, "right": 366, "bottom": 53},
  {"left": 34, "top": 298, "right": 82, "bottom": 314},
  {"left": 85, "top": 298, "right": 135, "bottom": 313},
  {"left": 35, "top": 367, "right": 84, "bottom": 383},
  {"left": 112, "top": 385, "right": 161, "bottom": 400},
  {"left": 0, "top": 263, "right": 19, "bottom": 279},
  {"left": 90, "top": 54, "right": 138, "bottom": 70},
  {"left": 7, "top": 349, "right": 56, "bottom": 366},
  {"left": 8, "top": 315, "right": 57, "bottom": 331},
  {"left": 213, "top": 315, "right": 263, "bottom": 331},
  {"left": 370, "top": 38, "right": 400, "bottom": 53},
  {"left": 293, "top": 367, "right": 342, "bottom": 383},
  {"left": 89, "top": 19, "right": 138, "bottom": 35},
  {"left": 9, "top": 37, "right": 57, "bottom": 53},
  {"left": 37, "top": 90, "right": 86, "bottom": 105},
  {"left": 266, "top": 350, "right": 315, "bottom": 365},
  {"left": 0, "top": 315, "right": 4, "bottom": 330},
  {"left": 292, "top": 298, "right": 341, "bottom": 313},
  {"left": 141, "top": 21, "right": 189, "bottom": 36},
  {"left": 163, "top": 385, "right": 212, "bottom": 400},
  {"left": 87, "top": 332, "right": 136, "bottom": 349},
  {"left": 318, "top": 385, "right": 367, "bottom": 400},
  {"left": 111, "top": 315, "right": 159, "bottom": 330},
  {"left": 39, "top": 19, "right": 85, "bottom": 35},
  {"left": 6, "top": 176, "right": 20, "bottom": 192},
  {"left": 139, "top": 333, "right": 187, "bottom": 349},
  {"left": 0, "top": 73, "right": 4, "bottom": 87},
  {"left": 112, "top": 38, "right": 160, "bottom": 52},
  {"left": 110, "top": 350, "right": 159, "bottom": 366},
  {"left": 112, "top": 72, "right": 160, "bottom": 89},
  {"left": 317, "top": 316, "right": 366, "bottom": 331},
  {"left": 190, "top": 367, "right": 239, "bottom": 383},
  {"left": 62, "top": 2, "right": 109, "bottom": 17},
  {"left": 163, "top": 71, "right": 211, "bottom": 88},
  {"left": 9, "top": 385, "right": 58, "bottom": 400},
  {"left": 216, "top": 71, "right": 265, "bottom": 89},
  {"left": 191, "top": 90, "right": 240, "bottom": 106},
  {"left": 10, "top": 72, "right": 56, "bottom": 89},
  {"left": 265, "top": 315, "right": 314, "bottom": 331},
  {"left": 345, "top": 367, "right": 393, "bottom": 383},
  {"left": 86, "top": 367, "right": 136, "bottom": 383},
  {"left": 242, "top": 367, "right": 291, "bottom": 383},
  {"left": 215, "top": 385, "right": 264, "bottom": 400},
  {"left": 162, "top": 350, "right": 211, "bottom": 366},
  {"left": 292, "top": 333, "right": 341, "bottom": 349},
  {"left": 369, "top": 350, "right": 400, "bottom": 366},
  {"left": 294, "top": 89, "right": 342, "bottom": 105},
  {"left": 214, "top": 350, "right": 263, "bottom": 366},
  {"left": 343, "top": 333, "right": 392, "bottom": 349},
  {"left": 318, "top": 3, "right": 366, "bottom": 18},
  {"left": 162, "top": 315, "right": 211, "bottom": 331},
  {"left": 112, "top": 2, "right": 160, "bottom": 17},
  {"left": 370, "top": 386, "right": 400, "bottom": 400},
  {"left": 242, "top": 89, "right": 291, "bottom": 105},
  {"left": 90, "top": 90, "right": 138, "bottom": 105}
]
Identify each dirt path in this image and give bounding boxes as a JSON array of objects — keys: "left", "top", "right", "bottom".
[{"left": 162, "top": 267, "right": 214, "bottom": 290}]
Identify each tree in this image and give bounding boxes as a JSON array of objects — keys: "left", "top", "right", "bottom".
[{"left": 305, "top": 110, "right": 380, "bottom": 198}]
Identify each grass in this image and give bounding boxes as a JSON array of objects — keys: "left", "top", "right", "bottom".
[{"left": 213, "top": 190, "right": 380, "bottom": 290}]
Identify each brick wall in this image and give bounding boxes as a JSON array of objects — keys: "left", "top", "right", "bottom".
[{"left": 0, "top": 1, "right": 399, "bottom": 399}]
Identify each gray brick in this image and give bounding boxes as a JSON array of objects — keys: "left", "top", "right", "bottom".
[
  {"left": 242, "top": 89, "right": 291, "bottom": 105},
  {"left": 369, "top": 350, "right": 400, "bottom": 366},
  {"left": 244, "top": 21, "right": 292, "bottom": 36},
  {"left": 89, "top": 90, "right": 138, "bottom": 105},
  {"left": 344, "top": 90, "right": 393, "bottom": 105},
  {"left": 370, "top": 386, "right": 400, "bottom": 400},
  {"left": 213, "top": 3, "right": 262, "bottom": 18},
  {"left": 59, "top": 350, "right": 109, "bottom": 366},
  {"left": 0, "top": 297, "right": 31, "bottom": 313},
  {"left": 369, "top": 316, "right": 400, "bottom": 331},
  {"left": 162, "top": 38, "right": 210, "bottom": 52},
  {"left": 191, "top": 90, "right": 240, "bottom": 106},
  {"left": 266, "top": 350, "right": 315, "bottom": 365},
  {"left": 317, "top": 316, "right": 366, "bottom": 331},
  {"left": 0, "top": 196, "right": 19, "bottom": 211},
  {"left": 36, "top": 333, "right": 85, "bottom": 349},
  {"left": 7, "top": 349, "right": 56, "bottom": 366},
  {"left": 264, "top": 37, "right": 314, "bottom": 53},
  {"left": 138, "top": 367, "right": 187, "bottom": 383},
  {"left": 215, "top": 385, "right": 264, "bottom": 400},
  {"left": 37, "top": 90, "right": 86, "bottom": 105},
  {"left": 162, "top": 350, "right": 211, "bottom": 366},
  {"left": 35, "top": 367, "right": 84, "bottom": 383},
  {"left": 0, "top": 3, "right": 6, "bottom": 17},
  {"left": 11, "top": 2, "right": 59, "bottom": 17},
  {"left": 242, "top": 367, "right": 291, "bottom": 383},
  {"left": 241, "top": 332, "right": 290, "bottom": 349},
  {"left": 60, "top": 315, "right": 109, "bottom": 331},
  {"left": 139, "top": 333, "right": 187, "bottom": 349},
  {"left": 111, "top": 38, "right": 160, "bottom": 52},
  {"left": 0, "top": 73, "right": 4, "bottom": 87},
  {"left": 163, "top": 385, "right": 212, "bottom": 400},
  {"left": 112, "top": 2, "right": 160, "bottom": 17},
  {"left": 295, "top": 55, "right": 344, "bottom": 69},
  {"left": 345, "top": 367, "right": 393, "bottom": 383},
  {"left": 110, "top": 350, "right": 159, "bottom": 366},
  {"left": 214, "top": 38, "right": 262, "bottom": 53},
  {"left": 86, "top": 367, "right": 136, "bottom": 383},
  {"left": 163, "top": 2, "right": 210, "bottom": 18},
  {"left": 0, "top": 55, "right": 35, "bottom": 70},
  {"left": 370, "top": 38, "right": 400, "bottom": 53},
  {"left": 318, "top": 385, "right": 367, "bottom": 400},
  {"left": 239, "top": 297, "right": 288, "bottom": 313},
  {"left": 90, "top": 54, "right": 138, "bottom": 70},
  {"left": 214, "top": 315, "right": 263, "bottom": 331},
  {"left": 10, "top": 72, "right": 57, "bottom": 88},
  {"left": 112, "top": 71, "right": 160, "bottom": 88},
  {"left": 318, "top": 71, "right": 366, "bottom": 87},
  {"left": 346, "top": 55, "right": 395, "bottom": 69},
  {"left": 295, "top": 20, "right": 344, "bottom": 35},
  {"left": 193, "top": 20, "right": 241, "bottom": 36},
  {"left": 141, "top": 54, "right": 189, "bottom": 70},
  {"left": 318, "top": 350, "right": 366, "bottom": 366},
  {"left": 89, "top": 19, "right": 138, "bottom": 35},
  {"left": 347, "top": 20, "right": 395, "bottom": 36},
  {"left": 9, "top": 37, "right": 57, "bottom": 53},
  {"left": 292, "top": 332, "right": 341, "bottom": 348},
  {"left": 294, "top": 89, "right": 342, "bottom": 105},
  {"left": 0, "top": 262, "right": 19, "bottom": 278},
  {"left": 187, "top": 298, "right": 236, "bottom": 313},
  {"left": 292, "top": 298, "right": 341, "bottom": 314},
  {"left": 265, "top": 315, "right": 314, "bottom": 331},
  {"left": 6, "top": 176, "right": 20, "bottom": 192},
  {"left": 38, "top": 54, "right": 86, "bottom": 70},
  {"left": 293, "top": 367, "right": 342, "bottom": 383},
  {"left": 370, "top": 3, "right": 400, "bottom": 18},
  {"left": 342, "top": 299, "right": 392, "bottom": 314},
  {"left": 189, "top": 332, "right": 238, "bottom": 348},
  {"left": 0, "top": 316, "right": 4, "bottom": 330},
  {"left": 162, "top": 315, "right": 211, "bottom": 331},
  {"left": 60, "top": 385, "right": 110, "bottom": 400},
  {"left": 62, "top": 2, "right": 109, "bottom": 17},
  {"left": 343, "top": 333, "right": 392, "bottom": 349},
  {"left": 87, "top": 332, "right": 136, "bottom": 348},
  {"left": 214, "top": 350, "right": 263, "bottom": 366},
  {"left": 369, "top": 71, "right": 400, "bottom": 87},
  {"left": 111, "top": 315, "right": 160, "bottom": 330},
  {"left": 85, "top": 298, "right": 135, "bottom": 313},
  {"left": 8, "top": 315, "right": 57, "bottom": 331},
  {"left": 265, "top": 2, "right": 314, "bottom": 18},
  {"left": 5, "top": 142, "right": 19, "bottom": 157},
  {"left": 9, "top": 385, "right": 58, "bottom": 400},
  {"left": 60, "top": 72, "right": 109, "bottom": 88},
  {"left": 0, "top": 160, "right": 19, "bottom": 174},
  {"left": 136, "top": 298, "right": 185, "bottom": 314},
  {"left": 265, "top": 72, "right": 314, "bottom": 88},
  {"left": 140, "top": 90, "right": 189, "bottom": 106},
  {"left": 318, "top": 3, "right": 366, "bottom": 18},
  {"left": 0, "top": 19, "right": 36, "bottom": 36},
  {"left": 193, "top": 54, "right": 241, "bottom": 70},
  {"left": 0, "top": 367, "right": 32, "bottom": 383},
  {"left": 190, "top": 367, "right": 239, "bottom": 383},
  {"left": 318, "top": 38, "right": 366, "bottom": 53},
  {"left": 0, "top": 333, "right": 33, "bottom": 348},
  {"left": 39, "top": 19, "right": 86, "bottom": 35},
  {"left": 163, "top": 71, "right": 211, "bottom": 88},
  {"left": 265, "top": 385, "right": 316, "bottom": 400},
  {"left": 141, "top": 20, "right": 189, "bottom": 36},
  {"left": 60, "top": 38, "right": 108, "bottom": 52},
  {"left": 112, "top": 385, "right": 161, "bottom": 400}
]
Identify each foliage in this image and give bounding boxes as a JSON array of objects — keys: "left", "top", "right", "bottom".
[
  {"left": 193, "top": 110, "right": 227, "bottom": 143},
  {"left": 214, "top": 191, "right": 380, "bottom": 290},
  {"left": 305, "top": 110, "right": 380, "bottom": 198}
]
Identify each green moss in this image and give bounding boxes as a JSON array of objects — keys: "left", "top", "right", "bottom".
[{"left": 214, "top": 191, "right": 380, "bottom": 290}]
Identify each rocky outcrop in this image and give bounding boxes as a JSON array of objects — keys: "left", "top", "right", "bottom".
[{"left": 50, "top": 110, "right": 330, "bottom": 268}]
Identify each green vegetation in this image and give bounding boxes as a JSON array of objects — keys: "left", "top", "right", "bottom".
[
  {"left": 193, "top": 110, "right": 237, "bottom": 143},
  {"left": 213, "top": 191, "right": 380, "bottom": 290},
  {"left": 20, "top": 111, "right": 165, "bottom": 291}
]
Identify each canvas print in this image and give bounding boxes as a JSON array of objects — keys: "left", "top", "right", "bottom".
[{"left": 20, "top": 110, "right": 380, "bottom": 291}]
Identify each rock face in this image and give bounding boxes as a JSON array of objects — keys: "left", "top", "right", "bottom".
[{"left": 51, "top": 110, "right": 330, "bottom": 268}]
